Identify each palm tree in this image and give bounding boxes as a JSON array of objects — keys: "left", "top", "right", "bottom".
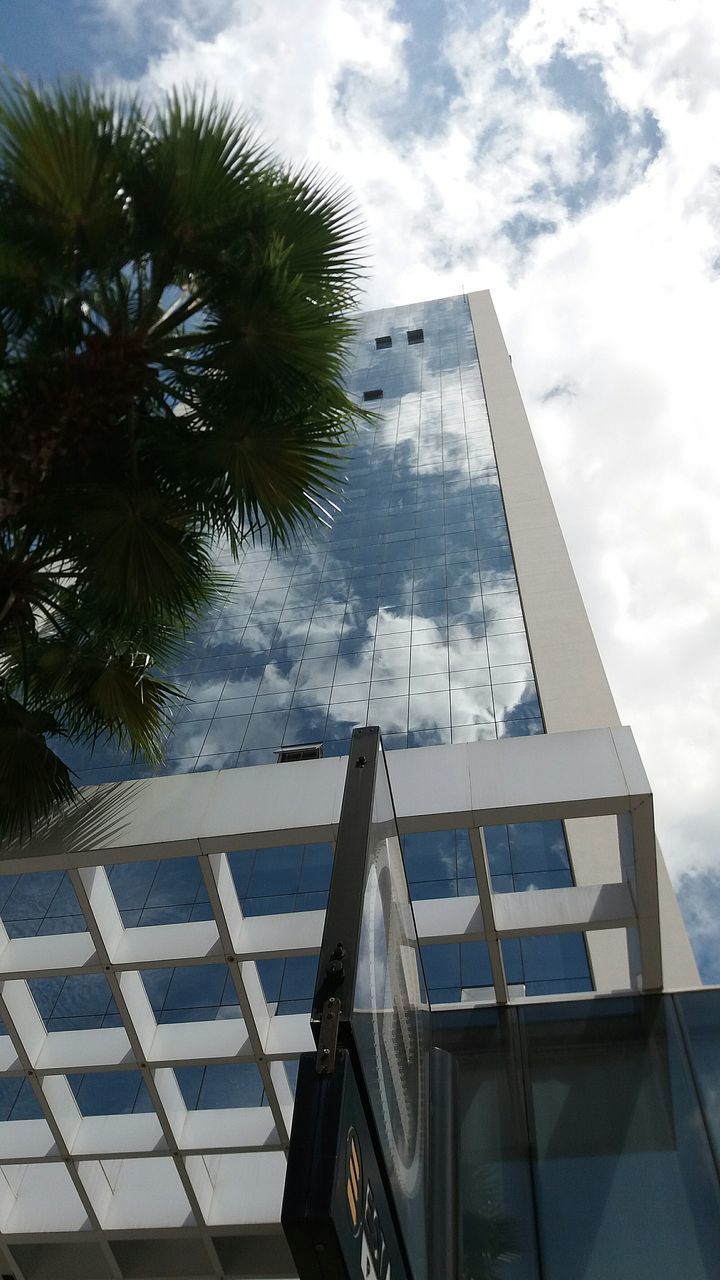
[{"left": 0, "top": 78, "right": 368, "bottom": 840}]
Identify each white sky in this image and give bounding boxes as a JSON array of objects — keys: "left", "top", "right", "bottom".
[{"left": 53, "top": 0, "right": 720, "bottom": 970}]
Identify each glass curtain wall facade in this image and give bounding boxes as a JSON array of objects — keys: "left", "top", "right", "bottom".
[
  {"left": 54, "top": 294, "right": 588, "bottom": 973},
  {"left": 436, "top": 989, "right": 720, "bottom": 1280},
  {"left": 1, "top": 296, "right": 596, "bottom": 1123},
  {"left": 67, "top": 295, "right": 542, "bottom": 777}
]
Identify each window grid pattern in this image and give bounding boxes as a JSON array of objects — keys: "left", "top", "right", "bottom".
[
  {"left": 60, "top": 297, "right": 543, "bottom": 784},
  {"left": 0, "top": 847, "right": 300, "bottom": 1257},
  {"left": 0, "top": 836, "right": 594, "bottom": 1068},
  {"left": 0, "top": 718, "right": 656, "bottom": 1254},
  {"left": 0, "top": 818, "right": 589, "bottom": 1031},
  {"left": 48, "top": 299, "right": 592, "bottom": 991}
]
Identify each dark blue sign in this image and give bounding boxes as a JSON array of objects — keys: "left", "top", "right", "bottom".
[{"left": 282, "top": 1050, "right": 411, "bottom": 1280}]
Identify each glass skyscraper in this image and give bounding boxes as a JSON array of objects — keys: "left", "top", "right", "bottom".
[
  {"left": 27, "top": 297, "right": 589, "bottom": 999},
  {"left": 0, "top": 292, "right": 709, "bottom": 1280},
  {"left": 70, "top": 294, "right": 541, "bottom": 779}
]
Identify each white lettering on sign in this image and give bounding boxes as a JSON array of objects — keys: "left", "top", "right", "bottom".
[
  {"left": 361, "top": 1182, "right": 392, "bottom": 1280},
  {"left": 361, "top": 1234, "right": 380, "bottom": 1280}
]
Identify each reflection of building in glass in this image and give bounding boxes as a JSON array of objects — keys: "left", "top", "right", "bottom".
[
  {"left": 70, "top": 293, "right": 543, "bottom": 776},
  {"left": 0, "top": 293, "right": 710, "bottom": 1279}
]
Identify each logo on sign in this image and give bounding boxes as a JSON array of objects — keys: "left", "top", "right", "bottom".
[
  {"left": 345, "top": 1128, "right": 394, "bottom": 1279},
  {"left": 361, "top": 1182, "right": 391, "bottom": 1280},
  {"left": 346, "top": 1127, "right": 363, "bottom": 1236}
]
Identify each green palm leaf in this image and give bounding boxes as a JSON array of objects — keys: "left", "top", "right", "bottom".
[
  {"left": 0, "top": 698, "right": 75, "bottom": 841},
  {"left": 0, "top": 74, "right": 367, "bottom": 836},
  {"left": 67, "top": 487, "right": 228, "bottom": 623},
  {"left": 28, "top": 640, "right": 180, "bottom": 765}
]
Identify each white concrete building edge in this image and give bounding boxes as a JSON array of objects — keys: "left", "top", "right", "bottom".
[{"left": 467, "top": 290, "right": 698, "bottom": 988}]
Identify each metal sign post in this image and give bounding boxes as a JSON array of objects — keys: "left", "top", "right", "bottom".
[{"left": 282, "top": 727, "right": 431, "bottom": 1280}]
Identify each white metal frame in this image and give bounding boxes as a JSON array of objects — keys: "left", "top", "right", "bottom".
[{"left": 0, "top": 728, "right": 660, "bottom": 1277}]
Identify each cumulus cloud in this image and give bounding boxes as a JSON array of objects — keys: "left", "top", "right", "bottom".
[
  {"left": 91, "top": 1, "right": 720, "bottom": 938},
  {"left": 117, "top": 0, "right": 409, "bottom": 160},
  {"left": 489, "top": 4, "right": 720, "bottom": 903}
]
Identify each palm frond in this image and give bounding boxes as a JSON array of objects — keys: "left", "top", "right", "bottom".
[
  {"left": 42, "top": 649, "right": 179, "bottom": 765},
  {"left": 266, "top": 165, "right": 368, "bottom": 306},
  {"left": 0, "top": 76, "right": 138, "bottom": 267},
  {"left": 0, "top": 697, "right": 76, "bottom": 841},
  {"left": 0, "top": 74, "right": 369, "bottom": 831},
  {"left": 124, "top": 89, "right": 268, "bottom": 288},
  {"left": 68, "top": 487, "right": 228, "bottom": 623}
]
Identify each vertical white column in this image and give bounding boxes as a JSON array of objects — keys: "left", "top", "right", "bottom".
[{"left": 467, "top": 289, "right": 700, "bottom": 989}]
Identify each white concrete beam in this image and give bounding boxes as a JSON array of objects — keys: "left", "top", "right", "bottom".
[{"left": 0, "top": 730, "right": 651, "bottom": 872}]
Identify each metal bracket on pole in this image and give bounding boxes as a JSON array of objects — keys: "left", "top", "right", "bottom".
[
  {"left": 315, "top": 996, "right": 341, "bottom": 1075},
  {"left": 315, "top": 944, "right": 346, "bottom": 1075}
]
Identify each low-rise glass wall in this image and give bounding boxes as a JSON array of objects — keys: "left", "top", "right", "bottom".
[{"left": 434, "top": 989, "right": 720, "bottom": 1280}]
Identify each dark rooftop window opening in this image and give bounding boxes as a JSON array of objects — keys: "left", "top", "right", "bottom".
[
  {"left": 375, "top": 335, "right": 392, "bottom": 350},
  {"left": 407, "top": 328, "right": 424, "bottom": 345},
  {"left": 363, "top": 388, "right": 384, "bottom": 401},
  {"left": 277, "top": 744, "right": 323, "bottom": 763}
]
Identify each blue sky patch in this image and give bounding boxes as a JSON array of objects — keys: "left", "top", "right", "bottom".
[
  {"left": 678, "top": 869, "right": 720, "bottom": 983},
  {"left": 391, "top": 0, "right": 463, "bottom": 136},
  {"left": 1, "top": 0, "right": 141, "bottom": 81},
  {"left": 541, "top": 47, "right": 664, "bottom": 212},
  {"left": 501, "top": 212, "right": 557, "bottom": 249}
]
